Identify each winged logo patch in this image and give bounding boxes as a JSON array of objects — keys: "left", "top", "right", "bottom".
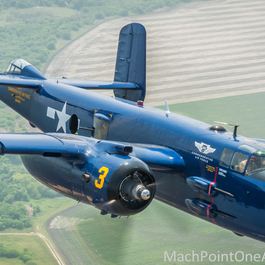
[{"left": 195, "top": 141, "right": 216, "bottom": 154}]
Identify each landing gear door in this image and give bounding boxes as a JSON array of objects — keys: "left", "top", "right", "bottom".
[{"left": 93, "top": 113, "right": 110, "bottom": 140}]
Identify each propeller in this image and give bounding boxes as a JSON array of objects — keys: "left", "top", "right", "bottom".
[
  {"left": 119, "top": 171, "right": 151, "bottom": 202},
  {"left": 96, "top": 169, "right": 155, "bottom": 218}
]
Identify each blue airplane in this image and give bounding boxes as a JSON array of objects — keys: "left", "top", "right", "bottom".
[{"left": 0, "top": 23, "right": 264, "bottom": 243}]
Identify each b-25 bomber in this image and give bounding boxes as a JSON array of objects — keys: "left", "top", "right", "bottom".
[{"left": 0, "top": 23, "right": 265, "bottom": 243}]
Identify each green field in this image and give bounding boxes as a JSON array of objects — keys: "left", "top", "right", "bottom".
[
  {"left": 0, "top": 235, "right": 57, "bottom": 265},
  {"left": 59, "top": 200, "right": 264, "bottom": 265},
  {"left": 161, "top": 92, "right": 265, "bottom": 139},
  {"left": 0, "top": 196, "right": 75, "bottom": 265}
]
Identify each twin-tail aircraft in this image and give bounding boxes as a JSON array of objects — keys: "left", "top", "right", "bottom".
[{"left": 0, "top": 23, "right": 265, "bottom": 243}]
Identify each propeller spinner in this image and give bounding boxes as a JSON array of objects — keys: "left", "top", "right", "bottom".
[{"left": 119, "top": 171, "right": 151, "bottom": 202}]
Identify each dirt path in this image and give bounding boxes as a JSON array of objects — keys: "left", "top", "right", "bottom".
[
  {"left": 45, "top": 204, "right": 100, "bottom": 265},
  {"left": 44, "top": 0, "right": 265, "bottom": 106}
]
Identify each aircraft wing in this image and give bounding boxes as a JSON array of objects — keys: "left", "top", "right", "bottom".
[
  {"left": 0, "top": 133, "right": 184, "bottom": 172},
  {"left": 0, "top": 133, "right": 85, "bottom": 159}
]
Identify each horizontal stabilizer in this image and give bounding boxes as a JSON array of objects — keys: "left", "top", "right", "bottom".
[
  {"left": 48, "top": 78, "right": 138, "bottom": 90},
  {"left": 0, "top": 76, "right": 42, "bottom": 89}
]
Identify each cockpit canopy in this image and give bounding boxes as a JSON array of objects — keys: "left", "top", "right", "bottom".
[
  {"left": 245, "top": 152, "right": 265, "bottom": 179},
  {"left": 220, "top": 146, "right": 265, "bottom": 182},
  {"left": 5, "top": 59, "right": 30, "bottom": 75},
  {"left": 4, "top": 59, "right": 46, "bottom": 80}
]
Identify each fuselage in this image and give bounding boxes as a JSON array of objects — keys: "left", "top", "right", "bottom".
[{"left": 1, "top": 76, "right": 265, "bottom": 242}]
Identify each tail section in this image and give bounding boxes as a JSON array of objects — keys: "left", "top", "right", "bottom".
[{"left": 114, "top": 23, "right": 146, "bottom": 102}]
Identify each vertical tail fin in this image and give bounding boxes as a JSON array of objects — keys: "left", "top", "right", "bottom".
[{"left": 114, "top": 23, "right": 146, "bottom": 102}]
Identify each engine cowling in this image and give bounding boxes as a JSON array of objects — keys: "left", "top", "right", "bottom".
[{"left": 84, "top": 152, "right": 155, "bottom": 216}]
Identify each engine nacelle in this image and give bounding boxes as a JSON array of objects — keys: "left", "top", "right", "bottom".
[
  {"left": 18, "top": 134, "right": 157, "bottom": 217},
  {"left": 84, "top": 152, "right": 155, "bottom": 216}
]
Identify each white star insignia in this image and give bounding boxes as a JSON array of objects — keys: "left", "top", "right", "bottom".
[{"left": 46, "top": 102, "right": 71, "bottom": 133}]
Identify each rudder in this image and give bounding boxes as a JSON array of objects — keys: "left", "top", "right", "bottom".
[{"left": 114, "top": 23, "right": 146, "bottom": 102}]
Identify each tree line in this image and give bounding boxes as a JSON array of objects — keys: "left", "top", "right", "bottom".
[
  {"left": 0, "top": 244, "right": 37, "bottom": 264},
  {"left": 0, "top": 105, "right": 60, "bottom": 231},
  {"left": 0, "top": 154, "right": 59, "bottom": 231}
]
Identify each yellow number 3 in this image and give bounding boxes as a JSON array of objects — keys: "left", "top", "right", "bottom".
[{"left": 95, "top": 166, "right": 109, "bottom": 189}]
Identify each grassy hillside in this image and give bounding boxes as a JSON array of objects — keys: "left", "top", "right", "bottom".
[{"left": 0, "top": 0, "right": 208, "bottom": 71}]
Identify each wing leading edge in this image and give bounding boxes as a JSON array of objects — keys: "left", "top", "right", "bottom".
[
  {"left": 0, "top": 133, "right": 185, "bottom": 172},
  {"left": 0, "top": 133, "right": 85, "bottom": 159}
]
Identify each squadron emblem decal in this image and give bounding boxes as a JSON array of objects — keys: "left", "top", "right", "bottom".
[{"left": 195, "top": 141, "right": 216, "bottom": 154}]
